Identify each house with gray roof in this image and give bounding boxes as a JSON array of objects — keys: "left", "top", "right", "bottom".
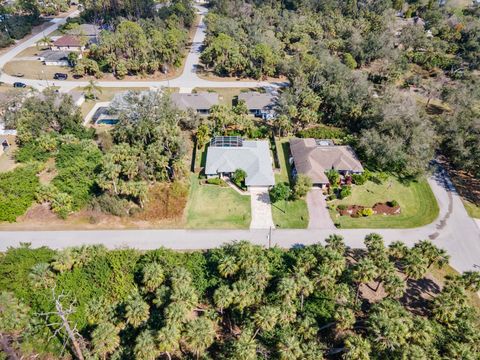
[
  {"left": 289, "top": 138, "right": 364, "bottom": 188},
  {"left": 171, "top": 92, "right": 219, "bottom": 114},
  {"left": 205, "top": 136, "right": 275, "bottom": 188},
  {"left": 238, "top": 91, "right": 276, "bottom": 119},
  {"left": 38, "top": 50, "right": 74, "bottom": 66}
]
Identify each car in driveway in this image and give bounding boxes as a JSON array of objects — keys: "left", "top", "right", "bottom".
[
  {"left": 53, "top": 73, "right": 68, "bottom": 80},
  {"left": 13, "top": 82, "right": 26, "bottom": 88}
]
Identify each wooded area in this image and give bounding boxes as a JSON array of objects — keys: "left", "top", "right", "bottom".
[{"left": 0, "top": 236, "right": 478, "bottom": 359}]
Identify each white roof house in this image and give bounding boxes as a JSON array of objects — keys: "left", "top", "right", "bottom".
[
  {"left": 170, "top": 92, "right": 219, "bottom": 114},
  {"left": 205, "top": 137, "right": 275, "bottom": 188}
]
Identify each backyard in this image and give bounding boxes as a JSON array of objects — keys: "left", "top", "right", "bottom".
[
  {"left": 329, "top": 176, "right": 439, "bottom": 228},
  {"left": 186, "top": 174, "right": 251, "bottom": 229},
  {"left": 271, "top": 138, "right": 309, "bottom": 228}
]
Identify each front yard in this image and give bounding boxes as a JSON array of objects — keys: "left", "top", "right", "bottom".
[
  {"left": 329, "top": 176, "right": 439, "bottom": 228},
  {"left": 272, "top": 138, "right": 309, "bottom": 228},
  {"left": 186, "top": 174, "right": 251, "bottom": 229}
]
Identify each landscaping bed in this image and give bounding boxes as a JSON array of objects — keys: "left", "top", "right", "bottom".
[{"left": 338, "top": 202, "right": 401, "bottom": 217}]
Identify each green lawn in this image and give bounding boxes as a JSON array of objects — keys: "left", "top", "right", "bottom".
[
  {"left": 463, "top": 200, "right": 480, "bottom": 219},
  {"left": 186, "top": 175, "right": 251, "bottom": 229},
  {"left": 272, "top": 138, "right": 308, "bottom": 229},
  {"left": 329, "top": 176, "right": 439, "bottom": 228}
]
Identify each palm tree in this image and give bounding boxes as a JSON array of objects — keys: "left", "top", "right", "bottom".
[
  {"left": 213, "top": 285, "right": 233, "bottom": 314},
  {"left": 29, "top": 263, "right": 55, "bottom": 289},
  {"left": 230, "top": 328, "right": 257, "bottom": 360},
  {"left": 459, "top": 271, "right": 480, "bottom": 292},
  {"left": 295, "top": 316, "right": 318, "bottom": 341},
  {"left": 51, "top": 249, "right": 76, "bottom": 273},
  {"left": 383, "top": 272, "right": 405, "bottom": 299},
  {"left": 83, "top": 80, "right": 102, "bottom": 100},
  {"left": 134, "top": 330, "right": 159, "bottom": 360},
  {"left": 183, "top": 317, "right": 216, "bottom": 359},
  {"left": 36, "top": 35, "right": 52, "bottom": 49},
  {"left": 364, "top": 233, "right": 387, "bottom": 265},
  {"left": 157, "top": 323, "right": 181, "bottom": 360},
  {"left": 125, "top": 293, "right": 150, "bottom": 327},
  {"left": 252, "top": 306, "right": 280, "bottom": 338},
  {"left": 342, "top": 334, "right": 371, "bottom": 360},
  {"left": 334, "top": 307, "right": 356, "bottom": 331},
  {"left": 352, "top": 258, "right": 377, "bottom": 305},
  {"left": 388, "top": 241, "right": 408, "bottom": 261},
  {"left": 432, "top": 283, "right": 467, "bottom": 325},
  {"left": 218, "top": 255, "right": 239, "bottom": 278},
  {"left": 277, "top": 276, "right": 297, "bottom": 303},
  {"left": 277, "top": 334, "right": 303, "bottom": 360},
  {"left": 142, "top": 262, "right": 165, "bottom": 293},
  {"left": 402, "top": 249, "right": 428, "bottom": 281},
  {"left": 325, "top": 234, "right": 346, "bottom": 255},
  {"left": 295, "top": 273, "right": 314, "bottom": 311},
  {"left": 91, "top": 322, "right": 120, "bottom": 360},
  {"left": 414, "top": 240, "right": 450, "bottom": 269}
]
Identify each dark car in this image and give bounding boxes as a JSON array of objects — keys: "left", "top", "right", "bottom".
[
  {"left": 53, "top": 73, "right": 68, "bottom": 80},
  {"left": 72, "top": 74, "right": 83, "bottom": 79},
  {"left": 13, "top": 82, "right": 26, "bottom": 88}
]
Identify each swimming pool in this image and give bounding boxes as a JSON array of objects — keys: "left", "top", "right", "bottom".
[{"left": 96, "top": 118, "right": 119, "bottom": 125}]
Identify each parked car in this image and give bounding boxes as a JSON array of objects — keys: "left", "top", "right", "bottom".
[
  {"left": 13, "top": 72, "right": 24, "bottom": 77},
  {"left": 72, "top": 74, "right": 83, "bottom": 79},
  {"left": 53, "top": 73, "right": 68, "bottom": 80},
  {"left": 13, "top": 82, "right": 26, "bottom": 88}
]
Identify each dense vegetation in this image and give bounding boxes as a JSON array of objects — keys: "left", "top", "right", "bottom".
[
  {"left": 1, "top": 89, "right": 196, "bottom": 221},
  {"left": 202, "top": 0, "right": 480, "bottom": 179},
  {"left": 71, "top": 0, "right": 195, "bottom": 77},
  {"left": 0, "top": 0, "right": 70, "bottom": 48},
  {"left": 1, "top": 236, "right": 479, "bottom": 359}
]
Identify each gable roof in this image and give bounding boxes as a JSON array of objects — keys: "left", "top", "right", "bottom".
[
  {"left": 53, "top": 35, "right": 82, "bottom": 47},
  {"left": 289, "top": 138, "right": 364, "bottom": 184},
  {"left": 238, "top": 92, "right": 276, "bottom": 110},
  {"left": 170, "top": 92, "right": 219, "bottom": 111},
  {"left": 39, "top": 50, "right": 71, "bottom": 62},
  {"left": 205, "top": 139, "right": 275, "bottom": 187}
]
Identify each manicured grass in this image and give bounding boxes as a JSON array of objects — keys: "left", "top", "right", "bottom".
[
  {"left": 463, "top": 200, "right": 480, "bottom": 219},
  {"left": 186, "top": 175, "right": 251, "bottom": 229},
  {"left": 271, "top": 199, "right": 308, "bottom": 229},
  {"left": 272, "top": 138, "right": 309, "bottom": 229},
  {"left": 329, "top": 176, "right": 439, "bottom": 228}
]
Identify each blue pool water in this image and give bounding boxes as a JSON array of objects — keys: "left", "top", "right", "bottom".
[{"left": 96, "top": 119, "right": 119, "bottom": 125}]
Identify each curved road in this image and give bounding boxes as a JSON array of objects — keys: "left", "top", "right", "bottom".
[
  {"left": 0, "top": 5, "right": 285, "bottom": 91},
  {"left": 0, "top": 165, "right": 479, "bottom": 273}
]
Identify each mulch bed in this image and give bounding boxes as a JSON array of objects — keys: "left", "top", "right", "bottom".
[{"left": 338, "top": 203, "right": 401, "bottom": 217}]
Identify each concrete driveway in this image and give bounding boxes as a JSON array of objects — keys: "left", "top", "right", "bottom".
[
  {"left": 249, "top": 187, "right": 275, "bottom": 229},
  {"left": 306, "top": 188, "right": 336, "bottom": 229}
]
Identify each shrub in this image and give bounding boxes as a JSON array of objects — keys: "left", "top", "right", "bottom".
[
  {"left": 343, "top": 53, "right": 357, "bottom": 69},
  {"left": 371, "top": 172, "right": 389, "bottom": 184},
  {"left": 326, "top": 169, "right": 340, "bottom": 186},
  {"left": 206, "top": 178, "right": 223, "bottom": 185},
  {"left": 338, "top": 186, "right": 352, "bottom": 199},
  {"left": 293, "top": 174, "right": 312, "bottom": 199},
  {"left": 327, "top": 194, "right": 337, "bottom": 201},
  {"left": 359, "top": 208, "right": 374, "bottom": 217},
  {"left": 91, "top": 194, "right": 131, "bottom": 217},
  {"left": 0, "top": 166, "right": 40, "bottom": 222},
  {"left": 351, "top": 170, "right": 371, "bottom": 186},
  {"left": 337, "top": 204, "right": 348, "bottom": 211},
  {"left": 269, "top": 183, "right": 291, "bottom": 203},
  {"left": 388, "top": 200, "right": 399, "bottom": 207},
  {"left": 232, "top": 169, "right": 247, "bottom": 189}
]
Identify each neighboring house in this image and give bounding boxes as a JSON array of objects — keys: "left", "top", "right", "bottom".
[
  {"left": 51, "top": 35, "right": 85, "bottom": 52},
  {"left": 205, "top": 136, "right": 275, "bottom": 188},
  {"left": 38, "top": 50, "right": 75, "bottom": 66},
  {"left": 66, "top": 24, "right": 101, "bottom": 44},
  {"left": 289, "top": 138, "right": 364, "bottom": 188},
  {"left": 238, "top": 91, "right": 276, "bottom": 119},
  {"left": 170, "top": 92, "right": 219, "bottom": 115}
]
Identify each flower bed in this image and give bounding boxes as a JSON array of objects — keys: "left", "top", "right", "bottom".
[{"left": 338, "top": 202, "right": 401, "bottom": 217}]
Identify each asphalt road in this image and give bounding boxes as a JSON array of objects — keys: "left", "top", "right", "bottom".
[
  {"left": 1, "top": 166, "right": 479, "bottom": 273},
  {"left": 0, "top": 5, "right": 286, "bottom": 92}
]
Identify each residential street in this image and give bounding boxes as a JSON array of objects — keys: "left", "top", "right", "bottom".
[
  {"left": 1, "top": 166, "right": 479, "bottom": 273},
  {"left": 0, "top": 5, "right": 286, "bottom": 92}
]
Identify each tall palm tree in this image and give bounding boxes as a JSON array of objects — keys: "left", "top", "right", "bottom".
[
  {"left": 459, "top": 271, "right": 480, "bottom": 292},
  {"left": 334, "top": 307, "right": 356, "bottom": 332},
  {"left": 36, "top": 35, "right": 52, "bottom": 49},
  {"left": 252, "top": 305, "right": 280, "bottom": 338},
  {"left": 414, "top": 240, "right": 450, "bottom": 269},
  {"left": 342, "top": 334, "right": 371, "bottom": 360},
  {"left": 91, "top": 322, "right": 120, "bottom": 360},
  {"left": 352, "top": 258, "right": 377, "bottom": 305},
  {"left": 277, "top": 334, "right": 303, "bottom": 360},
  {"left": 213, "top": 285, "right": 233, "bottom": 314},
  {"left": 295, "top": 273, "right": 314, "bottom": 311},
  {"left": 218, "top": 255, "right": 239, "bottom": 278},
  {"left": 125, "top": 293, "right": 150, "bottom": 328},
  {"left": 277, "top": 276, "right": 297, "bottom": 303},
  {"left": 157, "top": 323, "right": 181, "bottom": 360},
  {"left": 229, "top": 328, "right": 258, "bottom": 360},
  {"left": 383, "top": 272, "right": 405, "bottom": 299},
  {"left": 83, "top": 80, "right": 102, "bottom": 100},
  {"left": 388, "top": 241, "right": 408, "bottom": 261},
  {"left": 325, "top": 234, "right": 346, "bottom": 255},
  {"left": 402, "top": 249, "right": 427, "bottom": 281},
  {"left": 295, "top": 316, "right": 318, "bottom": 341},
  {"left": 134, "top": 330, "right": 159, "bottom": 360},
  {"left": 183, "top": 317, "right": 216, "bottom": 359},
  {"left": 142, "top": 262, "right": 165, "bottom": 293}
]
